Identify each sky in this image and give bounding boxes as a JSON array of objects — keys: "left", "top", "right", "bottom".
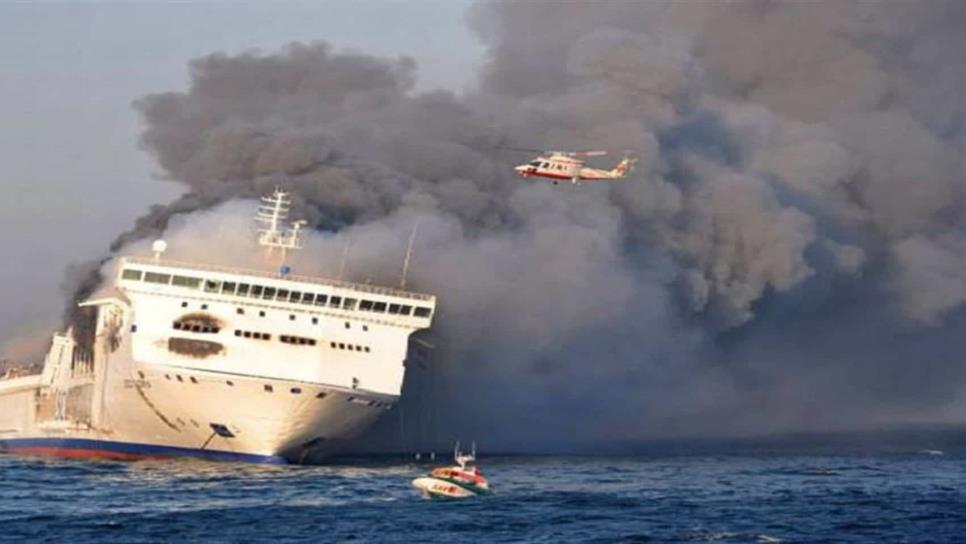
[{"left": 0, "top": 0, "right": 482, "bottom": 346}]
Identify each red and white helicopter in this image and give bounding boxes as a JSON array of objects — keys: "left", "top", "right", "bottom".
[{"left": 511, "top": 149, "right": 637, "bottom": 185}]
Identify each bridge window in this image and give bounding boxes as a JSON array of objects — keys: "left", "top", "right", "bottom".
[
  {"left": 301, "top": 293, "right": 315, "bottom": 305},
  {"left": 251, "top": 285, "right": 264, "bottom": 297},
  {"left": 315, "top": 294, "right": 328, "bottom": 306},
  {"left": 237, "top": 283, "right": 250, "bottom": 296},
  {"left": 144, "top": 272, "right": 172, "bottom": 284},
  {"left": 172, "top": 275, "right": 201, "bottom": 288},
  {"left": 399, "top": 305, "right": 412, "bottom": 316},
  {"left": 289, "top": 291, "right": 302, "bottom": 303},
  {"left": 343, "top": 298, "right": 357, "bottom": 311},
  {"left": 414, "top": 307, "right": 432, "bottom": 318},
  {"left": 204, "top": 280, "right": 221, "bottom": 293},
  {"left": 263, "top": 287, "right": 276, "bottom": 300},
  {"left": 121, "top": 269, "right": 143, "bottom": 281},
  {"left": 388, "top": 303, "right": 401, "bottom": 314},
  {"left": 329, "top": 296, "right": 342, "bottom": 308},
  {"left": 529, "top": 160, "right": 540, "bottom": 166},
  {"left": 276, "top": 289, "right": 289, "bottom": 301},
  {"left": 359, "top": 300, "right": 373, "bottom": 311},
  {"left": 222, "top": 282, "right": 237, "bottom": 295},
  {"left": 372, "top": 302, "right": 387, "bottom": 313}
]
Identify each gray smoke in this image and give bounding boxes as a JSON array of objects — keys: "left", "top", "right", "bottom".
[{"left": 72, "top": 1, "right": 965, "bottom": 449}]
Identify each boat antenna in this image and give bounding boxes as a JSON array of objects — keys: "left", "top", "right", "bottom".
[
  {"left": 255, "top": 188, "right": 305, "bottom": 266},
  {"left": 400, "top": 219, "right": 420, "bottom": 289}
]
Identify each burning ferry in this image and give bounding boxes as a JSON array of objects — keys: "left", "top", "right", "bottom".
[{"left": 0, "top": 190, "right": 435, "bottom": 464}]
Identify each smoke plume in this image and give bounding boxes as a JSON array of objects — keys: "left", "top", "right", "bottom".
[{"left": 65, "top": 1, "right": 966, "bottom": 449}]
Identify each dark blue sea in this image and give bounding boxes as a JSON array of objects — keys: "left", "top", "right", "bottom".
[{"left": 0, "top": 449, "right": 963, "bottom": 543}]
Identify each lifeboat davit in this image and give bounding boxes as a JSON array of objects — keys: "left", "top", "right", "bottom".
[{"left": 412, "top": 442, "right": 490, "bottom": 498}]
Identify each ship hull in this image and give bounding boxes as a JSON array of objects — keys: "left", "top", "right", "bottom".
[
  {"left": 0, "top": 252, "right": 435, "bottom": 465},
  {"left": 0, "top": 340, "right": 396, "bottom": 465}
]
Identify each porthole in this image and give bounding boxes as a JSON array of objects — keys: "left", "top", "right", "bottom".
[
  {"left": 181, "top": 302, "right": 188, "bottom": 308},
  {"left": 264, "top": 384, "right": 273, "bottom": 393},
  {"left": 190, "top": 377, "right": 198, "bottom": 384},
  {"left": 137, "top": 371, "right": 145, "bottom": 379},
  {"left": 344, "top": 322, "right": 351, "bottom": 329},
  {"left": 290, "top": 388, "right": 302, "bottom": 395},
  {"left": 226, "top": 380, "right": 235, "bottom": 387}
]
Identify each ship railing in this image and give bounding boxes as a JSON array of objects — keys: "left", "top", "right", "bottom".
[{"left": 124, "top": 257, "right": 434, "bottom": 302}]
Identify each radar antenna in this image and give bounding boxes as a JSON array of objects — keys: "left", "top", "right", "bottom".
[{"left": 255, "top": 188, "right": 306, "bottom": 265}]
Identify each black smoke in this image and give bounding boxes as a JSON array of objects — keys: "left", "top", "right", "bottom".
[{"left": 69, "top": 1, "right": 965, "bottom": 450}]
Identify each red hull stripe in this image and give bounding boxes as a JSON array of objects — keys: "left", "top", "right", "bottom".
[
  {"left": 517, "top": 171, "right": 608, "bottom": 182},
  {"left": 9, "top": 447, "right": 159, "bottom": 461},
  {"left": 0, "top": 438, "right": 287, "bottom": 464}
]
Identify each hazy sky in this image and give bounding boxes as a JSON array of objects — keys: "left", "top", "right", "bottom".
[{"left": 0, "top": 1, "right": 481, "bottom": 345}]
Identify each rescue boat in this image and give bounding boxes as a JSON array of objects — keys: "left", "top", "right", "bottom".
[{"left": 411, "top": 442, "right": 490, "bottom": 498}]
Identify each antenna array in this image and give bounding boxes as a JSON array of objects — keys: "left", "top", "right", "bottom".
[{"left": 255, "top": 188, "right": 306, "bottom": 262}]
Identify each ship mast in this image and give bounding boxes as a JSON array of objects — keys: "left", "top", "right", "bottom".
[{"left": 255, "top": 188, "right": 305, "bottom": 271}]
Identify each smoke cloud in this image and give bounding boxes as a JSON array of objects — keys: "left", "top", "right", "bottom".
[{"left": 57, "top": 1, "right": 966, "bottom": 449}]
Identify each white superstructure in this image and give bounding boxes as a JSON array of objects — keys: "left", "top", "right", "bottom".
[{"left": 0, "top": 191, "right": 436, "bottom": 464}]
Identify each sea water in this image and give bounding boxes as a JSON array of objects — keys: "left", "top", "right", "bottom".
[{"left": 0, "top": 451, "right": 962, "bottom": 542}]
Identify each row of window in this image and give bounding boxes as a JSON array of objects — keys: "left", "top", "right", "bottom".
[
  {"left": 172, "top": 321, "right": 220, "bottom": 334},
  {"left": 175, "top": 322, "right": 361, "bottom": 351},
  {"left": 331, "top": 341, "right": 370, "bottom": 353},
  {"left": 234, "top": 329, "right": 271, "bottom": 341},
  {"left": 280, "top": 335, "right": 317, "bottom": 346},
  {"left": 529, "top": 160, "right": 570, "bottom": 172},
  {"left": 123, "top": 269, "right": 432, "bottom": 319},
  {"left": 140, "top": 370, "right": 389, "bottom": 408}
]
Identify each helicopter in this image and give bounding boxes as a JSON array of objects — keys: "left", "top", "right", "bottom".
[{"left": 510, "top": 149, "right": 638, "bottom": 185}]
